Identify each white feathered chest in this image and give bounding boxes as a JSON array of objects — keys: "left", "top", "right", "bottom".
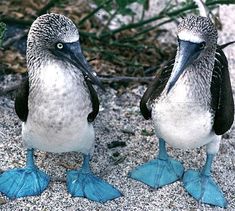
[{"left": 22, "top": 62, "right": 95, "bottom": 154}]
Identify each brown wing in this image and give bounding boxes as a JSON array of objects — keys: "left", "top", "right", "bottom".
[
  {"left": 140, "top": 60, "right": 174, "bottom": 120},
  {"left": 85, "top": 79, "right": 100, "bottom": 123},
  {"left": 211, "top": 46, "right": 234, "bottom": 135},
  {"left": 15, "top": 77, "right": 29, "bottom": 122}
]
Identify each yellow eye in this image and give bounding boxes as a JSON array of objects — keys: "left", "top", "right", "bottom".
[{"left": 56, "top": 43, "right": 63, "bottom": 49}]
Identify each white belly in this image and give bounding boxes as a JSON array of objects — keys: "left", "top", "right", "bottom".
[
  {"left": 22, "top": 120, "right": 94, "bottom": 154},
  {"left": 152, "top": 82, "right": 215, "bottom": 149},
  {"left": 22, "top": 62, "right": 94, "bottom": 154},
  {"left": 153, "top": 102, "right": 214, "bottom": 149}
]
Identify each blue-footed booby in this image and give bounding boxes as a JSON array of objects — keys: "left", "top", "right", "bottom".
[
  {"left": 130, "top": 15, "right": 234, "bottom": 208},
  {"left": 0, "top": 13, "right": 121, "bottom": 202}
]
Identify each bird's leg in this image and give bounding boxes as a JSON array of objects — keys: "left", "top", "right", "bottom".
[
  {"left": 0, "top": 148, "right": 50, "bottom": 199},
  {"left": 157, "top": 138, "right": 169, "bottom": 160},
  {"left": 26, "top": 148, "right": 36, "bottom": 168},
  {"left": 183, "top": 153, "right": 227, "bottom": 208},
  {"left": 201, "top": 153, "right": 213, "bottom": 176},
  {"left": 129, "top": 138, "right": 184, "bottom": 188},
  {"left": 80, "top": 154, "right": 91, "bottom": 173},
  {"left": 66, "top": 154, "right": 122, "bottom": 203}
]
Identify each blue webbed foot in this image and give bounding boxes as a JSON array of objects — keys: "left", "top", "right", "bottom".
[
  {"left": 67, "top": 170, "right": 122, "bottom": 202},
  {"left": 130, "top": 139, "right": 184, "bottom": 188},
  {"left": 183, "top": 154, "right": 227, "bottom": 208},
  {"left": 66, "top": 155, "right": 122, "bottom": 203},
  {"left": 0, "top": 167, "right": 50, "bottom": 199},
  {"left": 130, "top": 157, "right": 184, "bottom": 188},
  {"left": 183, "top": 170, "right": 227, "bottom": 207},
  {"left": 0, "top": 149, "right": 50, "bottom": 199}
]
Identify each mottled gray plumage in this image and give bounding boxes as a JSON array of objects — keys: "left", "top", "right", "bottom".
[
  {"left": 132, "top": 15, "right": 234, "bottom": 207},
  {"left": 27, "top": 14, "right": 78, "bottom": 70},
  {"left": 1, "top": 14, "right": 121, "bottom": 202},
  {"left": 177, "top": 16, "right": 218, "bottom": 44},
  {"left": 140, "top": 16, "right": 233, "bottom": 151},
  {"left": 0, "top": 14, "right": 122, "bottom": 203},
  {"left": 141, "top": 16, "right": 233, "bottom": 143},
  {"left": 18, "top": 13, "right": 99, "bottom": 153},
  {"left": 159, "top": 16, "right": 217, "bottom": 105}
]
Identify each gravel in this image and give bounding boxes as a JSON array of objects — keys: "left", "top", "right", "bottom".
[{"left": 0, "top": 5, "right": 235, "bottom": 211}]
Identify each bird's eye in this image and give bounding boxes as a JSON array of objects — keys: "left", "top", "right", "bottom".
[
  {"left": 56, "top": 43, "right": 64, "bottom": 49},
  {"left": 199, "top": 41, "right": 206, "bottom": 49}
]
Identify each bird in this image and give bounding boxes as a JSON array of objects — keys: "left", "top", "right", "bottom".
[
  {"left": 0, "top": 13, "right": 122, "bottom": 202},
  {"left": 130, "top": 15, "right": 234, "bottom": 208}
]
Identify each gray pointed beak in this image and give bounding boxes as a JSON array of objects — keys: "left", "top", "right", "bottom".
[
  {"left": 166, "top": 40, "right": 202, "bottom": 93},
  {"left": 64, "top": 42, "right": 105, "bottom": 91}
]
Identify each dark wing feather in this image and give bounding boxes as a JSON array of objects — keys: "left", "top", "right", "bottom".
[
  {"left": 85, "top": 79, "right": 100, "bottom": 123},
  {"left": 15, "top": 77, "right": 29, "bottom": 122},
  {"left": 211, "top": 47, "right": 234, "bottom": 135},
  {"left": 140, "top": 60, "right": 174, "bottom": 120}
]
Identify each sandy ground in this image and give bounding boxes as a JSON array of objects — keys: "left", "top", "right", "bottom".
[{"left": 0, "top": 5, "right": 235, "bottom": 211}]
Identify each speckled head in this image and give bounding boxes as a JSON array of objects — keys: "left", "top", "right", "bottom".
[
  {"left": 166, "top": 16, "right": 218, "bottom": 93},
  {"left": 27, "top": 13, "right": 104, "bottom": 90},
  {"left": 27, "top": 13, "right": 79, "bottom": 49},
  {"left": 178, "top": 16, "right": 218, "bottom": 47},
  {"left": 26, "top": 13, "right": 80, "bottom": 69}
]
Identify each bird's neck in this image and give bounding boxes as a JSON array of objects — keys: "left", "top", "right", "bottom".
[
  {"left": 27, "top": 46, "right": 53, "bottom": 71},
  {"left": 27, "top": 55, "right": 84, "bottom": 91},
  {"left": 185, "top": 50, "right": 215, "bottom": 85},
  {"left": 165, "top": 50, "right": 216, "bottom": 104}
]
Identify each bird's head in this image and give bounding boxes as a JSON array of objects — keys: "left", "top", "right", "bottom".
[
  {"left": 166, "top": 15, "right": 218, "bottom": 93},
  {"left": 27, "top": 13, "right": 104, "bottom": 90}
]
